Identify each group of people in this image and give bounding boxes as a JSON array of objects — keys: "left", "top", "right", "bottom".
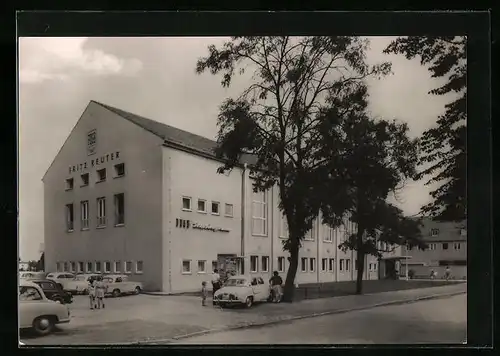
[
  {"left": 430, "top": 266, "right": 452, "bottom": 280},
  {"left": 88, "top": 275, "right": 108, "bottom": 310}
]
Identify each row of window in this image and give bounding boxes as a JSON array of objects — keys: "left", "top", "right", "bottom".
[
  {"left": 66, "top": 163, "right": 125, "bottom": 190},
  {"left": 56, "top": 260, "right": 143, "bottom": 274},
  {"left": 65, "top": 193, "right": 125, "bottom": 231},
  {"left": 430, "top": 228, "right": 467, "bottom": 237},
  {"left": 182, "top": 196, "right": 233, "bottom": 217},
  {"left": 409, "top": 242, "right": 462, "bottom": 251},
  {"left": 182, "top": 259, "right": 219, "bottom": 274}
]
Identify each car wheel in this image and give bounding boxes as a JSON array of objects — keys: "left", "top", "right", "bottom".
[
  {"left": 53, "top": 297, "right": 63, "bottom": 304},
  {"left": 32, "top": 316, "right": 55, "bottom": 336},
  {"left": 112, "top": 289, "right": 121, "bottom": 298},
  {"left": 135, "top": 286, "right": 141, "bottom": 295},
  {"left": 245, "top": 296, "right": 253, "bottom": 308}
]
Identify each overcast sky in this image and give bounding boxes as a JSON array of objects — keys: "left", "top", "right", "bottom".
[{"left": 18, "top": 36, "right": 452, "bottom": 261}]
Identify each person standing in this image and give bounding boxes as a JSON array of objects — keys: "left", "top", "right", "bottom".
[
  {"left": 445, "top": 266, "right": 451, "bottom": 280},
  {"left": 269, "top": 271, "right": 283, "bottom": 303},
  {"left": 201, "top": 281, "right": 208, "bottom": 306},
  {"left": 88, "top": 279, "right": 96, "bottom": 310},
  {"left": 95, "top": 275, "right": 107, "bottom": 309},
  {"left": 211, "top": 269, "right": 221, "bottom": 302}
]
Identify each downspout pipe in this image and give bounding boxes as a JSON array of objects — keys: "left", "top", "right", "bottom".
[{"left": 240, "top": 163, "right": 247, "bottom": 274}]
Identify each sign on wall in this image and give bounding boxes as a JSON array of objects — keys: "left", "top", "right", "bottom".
[
  {"left": 87, "top": 129, "right": 97, "bottom": 156},
  {"left": 175, "top": 218, "right": 230, "bottom": 233}
]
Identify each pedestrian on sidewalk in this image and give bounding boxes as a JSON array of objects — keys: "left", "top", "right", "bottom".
[
  {"left": 444, "top": 266, "right": 451, "bottom": 280},
  {"left": 95, "top": 275, "right": 107, "bottom": 309},
  {"left": 201, "top": 281, "right": 208, "bottom": 306},
  {"left": 211, "top": 269, "right": 221, "bottom": 297},
  {"left": 269, "top": 271, "right": 283, "bottom": 303},
  {"left": 88, "top": 279, "right": 96, "bottom": 310}
]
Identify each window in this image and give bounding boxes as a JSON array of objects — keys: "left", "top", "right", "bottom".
[
  {"left": 224, "top": 203, "right": 234, "bottom": 217},
  {"left": 340, "top": 259, "right": 344, "bottom": 271},
  {"left": 355, "top": 259, "right": 358, "bottom": 270},
  {"left": 182, "top": 260, "right": 191, "bottom": 274},
  {"left": 197, "top": 199, "right": 206, "bottom": 213},
  {"left": 321, "top": 258, "right": 327, "bottom": 272},
  {"left": 374, "top": 263, "right": 378, "bottom": 271},
  {"left": 95, "top": 261, "right": 101, "bottom": 273},
  {"left": 305, "top": 220, "right": 315, "bottom": 241},
  {"left": 182, "top": 197, "right": 192, "bottom": 211},
  {"left": 97, "top": 168, "right": 106, "bottom": 182},
  {"left": 277, "top": 257, "right": 285, "bottom": 272},
  {"left": 65, "top": 178, "right": 74, "bottom": 190},
  {"left": 442, "top": 243, "right": 449, "bottom": 250},
  {"left": 251, "top": 191, "right": 267, "bottom": 236},
  {"left": 197, "top": 260, "right": 206, "bottom": 273},
  {"left": 65, "top": 203, "right": 74, "bottom": 231},
  {"left": 81, "top": 173, "right": 89, "bottom": 186},
  {"left": 80, "top": 200, "right": 89, "bottom": 230},
  {"left": 56, "top": 262, "right": 61, "bottom": 272},
  {"left": 301, "top": 257, "right": 307, "bottom": 272},
  {"left": 309, "top": 258, "right": 316, "bottom": 272},
  {"left": 77, "top": 261, "right": 84, "bottom": 273},
  {"left": 114, "top": 193, "right": 125, "bottom": 226},
  {"left": 114, "top": 261, "right": 121, "bottom": 273},
  {"left": 104, "top": 261, "right": 111, "bottom": 273},
  {"left": 63, "top": 262, "right": 69, "bottom": 272},
  {"left": 261, "top": 256, "right": 269, "bottom": 272},
  {"left": 250, "top": 256, "right": 258, "bottom": 273},
  {"left": 323, "top": 226, "right": 333, "bottom": 242},
  {"left": 114, "top": 163, "right": 125, "bottom": 177},
  {"left": 407, "top": 244, "right": 413, "bottom": 251},
  {"left": 86, "top": 262, "right": 92, "bottom": 273},
  {"left": 212, "top": 260, "right": 218, "bottom": 271},
  {"left": 125, "top": 261, "right": 132, "bottom": 273},
  {"left": 211, "top": 201, "right": 220, "bottom": 215},
  {"left": 70, "top": 262, "right": 76, "bottom": 273},
  {"left": 429, "top": 243, "right": 436, "bottom": 250},
  {"left": 279, "top": 215, "right": 288, "bottom": 239},
  {"left": 460, "top": 229, "right": 467, "bottom": 236},
  {"left": 346, "top": 259, "right": 351, "bottom": 271},
  {"left": 369, "top": 263, "right": 373, "bottom": 271},
  {"left": 97, "top": 197, "right": 106, "bottom": 227},
  {"left": 431, "top": 228, "right": 439, "bottom": 236},
  {"left": 19, "top": 286, "right": 43, "bottom": 301},
  {"left": 328, "top": 258, "right": 335, "bottom": 272},
  {"left": 454, "top": 243, "right": 461, "bottom": 250},
  {"left": 136, "top": 261, "right": 143, "bottom": 274}
]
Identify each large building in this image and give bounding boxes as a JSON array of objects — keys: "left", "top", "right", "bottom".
[
  {"left": 43, "top": 101, "right": 402, "bottom": 293},
  {"left": 400, "top": 219, "right": 467, "bottom": 279}
]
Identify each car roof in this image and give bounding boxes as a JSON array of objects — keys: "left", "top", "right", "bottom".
[
  {"left": 19, "top": 280, "right": 41, "bottom": 288},
  {"left": 30, "top": 279, "right": 54, "bottom": 283}
]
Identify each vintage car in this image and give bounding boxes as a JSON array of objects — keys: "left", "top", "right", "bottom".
[
  {"left": 19, "top": 271, "right": 46, "bottom": 281},
  {"left": 65, "top": 274, "right": 102, "bottom": 295},
  {"left": 45, "top": 272, "right": 76, "bottom": 290},
  {"left": 30, "top": 279, "right": 73, "bottom": 304},
  {"left": 19, "top": 281, "right": 71, "bottom": 336},
  {"left": 102, "top": 274, "right": 143, "bottom": 297},
  {"left": 213, "top": 275, "right": 271, "bottom": 308}
]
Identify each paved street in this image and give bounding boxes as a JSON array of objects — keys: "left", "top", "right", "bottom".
[{"left": 176, "top": 294, "right": 467, "bottom": 344}]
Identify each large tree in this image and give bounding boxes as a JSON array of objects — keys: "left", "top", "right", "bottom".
[
  {"left": 196, "top": 36, "right": 391, "bottom": 302},
  {"left": 384, "top": 37, "right": 466, "bottom": 222},
  {"left": 315, "top": 108, "right": 425, "bottom": 294}
]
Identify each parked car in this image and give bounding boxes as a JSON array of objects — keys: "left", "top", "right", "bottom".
[
  {"left": 102, "top": 274, "right": 143, "bottom": 297},
  {"left": 30, "top": 279, "right": 73, "bottom": 304},
  {"left": 65, "top": 274, "right": 101, "bottom": 295},
  {"left": 45, "top": 272, "right": 76, "bottom": 290},
  {"left": 19, "top": 281, "right": 71, "bottom": 336},
  {"left": 213, "top": 275, "right": 270, "bottom": 308},
  {"left": 19, "top": 271, "right": 46, "bottom": 281}
]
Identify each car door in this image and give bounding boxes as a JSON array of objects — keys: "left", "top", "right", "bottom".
[
  {"left": 256, "top": 278, "right": 268, "bottom": 301},
  {"left": 39, "top": 282, "right": 56, "bottom": 299},
  {"left": 250, "top": 278, "right": 261, "bottom": 299},
  {"left": 19, "top": 286, "right": 45, "bottom": 328}
]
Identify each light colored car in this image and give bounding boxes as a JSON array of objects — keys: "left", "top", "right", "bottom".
[
  {"left": 65, "top": 274, "right": 101, "bottom": 295},
  {"left": 19, "top": 281, "right": 71, "bottom": 336},
  {"left": 19, "top": 271, "right": 46, "bottom": 281},
  {"left": 46, "top": 272, "right": 76, "bottom": 291},
  {"left": 214, "top": 275, "right": 270, "bottom": 308},
  {"left": 102, "top": 274, "right": 143, "bottom": 297}
]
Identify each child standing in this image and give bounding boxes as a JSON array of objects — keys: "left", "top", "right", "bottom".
[{"left": 201, "top": 281, "right": 208, "bottom": 306}]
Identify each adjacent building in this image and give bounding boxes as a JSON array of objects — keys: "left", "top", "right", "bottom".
[
  {"left": 43, "top": 101, "right": 402, "bottom": 293},
  {"left": 400, "top": 218, "right": 467, "bottom": 279}
]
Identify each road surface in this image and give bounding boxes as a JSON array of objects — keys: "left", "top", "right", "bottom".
[{"left": 175, "top": 294, "right": 467, "bottom": 344}]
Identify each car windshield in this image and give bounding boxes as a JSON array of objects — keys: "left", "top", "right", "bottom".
[
  {"left": 19, "top": 286, "right": 43, "bottom": 301},
  {"left": 224, "top": 278, "right": 247, "bottom": 286}
]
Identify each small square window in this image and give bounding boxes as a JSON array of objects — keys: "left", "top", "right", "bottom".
[
  {"left": 442, "top": 243, "right": 449, "bottom": 250},
  {"left": 197, "top": 199, "right": 206, "bottom": 213},
  {"left": 81, "top": 173, "right": 89, "bottom": 186},
  {"left": 104, "top": 261, "right": 111, "bottom": 273},
  {"left": 250, "top": 256, "right": 258, "bottom": 273},
  {"left": 301, "top": 257, "right": 307, "bottom": 272},
  {"left": 97, "top": 168, "right": 106, "bottom": 182},
  {"left": 197, "top": 260, "right": 206, "bottom": 273},
  {"left": 431, "top": 228, "right": 440, "bottom": 236},
  {"left": 182, "top": 260, "right": 192, "bottom": 274},
  {"left": 224, "top": 203, "right": 234, "bottom": 217},
  {"left": 136, "top": 261, "right": 143, "bottom": 274},
  {"left": 125, "top": 261, "right": 132, "bottom": 273},
  {"left": 114, "top": 163, "right": 125, "bottom": 177},
  {"left": 114, "top": 261, "right": 121, "bottom": 273},
  {"left": 65, "top": 178, "right": 74, "bottom": 190},
  {"left": 261, "top": 256, "right": 269, "bottom": 272},
  {"left": 211, "top": 201, "right": 220, "bottom": 215},
  {"left": 182, "top": 197, "right": 192, "bottom": 211}
]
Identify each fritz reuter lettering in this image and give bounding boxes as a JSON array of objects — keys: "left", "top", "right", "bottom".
[{"left": 68, "top": 151, "right": 121, "bottom": 175}]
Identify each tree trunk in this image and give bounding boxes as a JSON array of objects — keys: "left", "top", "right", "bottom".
[
  {"left": 283, "top": 242, "right": 299, "bottom": 303},
  {"left": 355, "top": 228, "right": 365, "bottom": 295}
]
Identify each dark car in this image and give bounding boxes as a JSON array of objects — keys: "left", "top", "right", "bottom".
[{"left": 31, "top": 279, "right": 73, "bottom": 304}]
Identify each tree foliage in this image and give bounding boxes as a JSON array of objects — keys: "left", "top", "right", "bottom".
[
  {"left": 384, "top": 37, "right": 466, "bottom": 222},
  {"left": 196, "top": 36, "right": 391, "bottom": 301}
]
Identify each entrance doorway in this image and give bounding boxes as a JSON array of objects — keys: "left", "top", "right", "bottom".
[{"left": 384, "top": 259, "right": 398, "bottom": 279}]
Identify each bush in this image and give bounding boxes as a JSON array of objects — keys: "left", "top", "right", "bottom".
[{"left": 408, "top": 269, "right": 415, "bottom": 279}]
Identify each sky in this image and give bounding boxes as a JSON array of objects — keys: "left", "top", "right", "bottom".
[{"left": 18, "top": 36, "right": 453, "bottom": 261}]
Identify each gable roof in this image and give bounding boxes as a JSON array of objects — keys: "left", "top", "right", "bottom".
[{"left": 92, "top": 101, "right": 257, "bottom": 166}]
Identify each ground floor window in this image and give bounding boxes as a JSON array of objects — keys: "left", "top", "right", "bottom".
[
  {"left": 197, "top": 260, "right": 206, "bottom": 273},
  {"left": 277, "top": 257, "right": 285, "bottom": 272},
  {"left": 261, "top": 256, "right": 269, "bottom": 272},
  {"left": 78, "top": 261, "right": 84, "bottom": 273},
  {"left": 135, "top": 261, "right": 143, "bottom": 274},
  {"left": 86, "top": 262, "right": 92, "bottom": 273},
  {"left": 321, "top": 258, "right": 327, "bottom": 272},
  {"left": 182, "top": 260, "right": 191, "bottom": 274},
  {"left": 346, "top": 259, "right": 350, "bottom": 271},
  {"left": 56, "top": 262, "right": 61, "bottom": 272},
  {"left": 104, "top": 261, "right": 111, "bottom": 273},
  {"left": 301, "top": 257, "right": 307, "bottom": 272},
  {"left": 95, "top": 261, "right": 101, "bottom": 273},
  {"left": 328, "top": 258, "right": 335, "bottom": 272},
  {"left": 63, "top": 262, "right": 69, "bottom": 272},
  {"left": 114, "top": 261, "right": 121, "bottom": 273},
  {"left": 250, "top": 256, "right": 258, "bottom": 273},
  {"left": 309, "top": 258, "right": 316, "bottom": 272},
  {"left": 212, "top": 260, "right": 218, "bottom": 272},
  {"left": 125, "top": 261, "right": 132, "bottom": 274},
  {"left": 70, "top": 262, "right": 76, "bottom": 273},
  {"left": 339, "top": 259, "right": 344, "bottom": 271}
]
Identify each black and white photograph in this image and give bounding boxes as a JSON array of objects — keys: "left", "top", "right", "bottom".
[{"left": 17, "top": 18, "right": 477, "bottom": 346}]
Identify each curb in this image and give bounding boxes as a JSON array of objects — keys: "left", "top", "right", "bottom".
[{"left": 137, "top": 290, "right": 466, "bottom": 344}]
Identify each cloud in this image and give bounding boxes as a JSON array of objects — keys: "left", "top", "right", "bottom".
[{"left": 19, "top": 37, "right": 143, "bottom": 84}]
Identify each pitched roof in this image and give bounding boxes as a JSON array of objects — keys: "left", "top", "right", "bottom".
[{"left": 92, "top": 101, "right": 256, "bottom": 166}]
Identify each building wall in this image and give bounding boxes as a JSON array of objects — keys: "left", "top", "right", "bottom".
[
  {"left": 43, "top": 103, "right": 165, "bottom": 291},
  {"left": 163, "top": 147, "right": 244, "bottom": 293}
]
